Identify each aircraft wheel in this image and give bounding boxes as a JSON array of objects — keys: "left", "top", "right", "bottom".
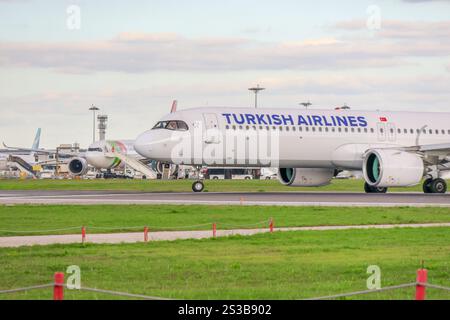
[
  {"left": 364, "top": 182, "right": 388, "bottom": 194},
  {"left": 192, "top": 181, "right": 205, "bottom": 193},
  {"left": 429, "top": 178, "right": 447, "bottom": 194},
  {"left": 423, "top": 178, "right": 433, "bottom": 194}
]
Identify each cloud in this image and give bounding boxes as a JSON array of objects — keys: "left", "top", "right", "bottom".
[
  {"left": 336, "top": 19, "right": 450, "bottom": 40},
  {"left": 1, "top": 26, "right": 450, "bottom": 74},
  {"left": 402, "top": 0, "right": 450, "bottom": 3}
]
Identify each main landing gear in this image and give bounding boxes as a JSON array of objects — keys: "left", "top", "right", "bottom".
[
  {"left": 364, "top": 182, "right": 388, "bottom": 194},
  {"left": 423, "top": 178, "right": 447, "bottom": 194}
]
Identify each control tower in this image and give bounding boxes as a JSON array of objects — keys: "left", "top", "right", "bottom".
[{"left": 97, "top": 115, "right": 108, "bottom": 141}]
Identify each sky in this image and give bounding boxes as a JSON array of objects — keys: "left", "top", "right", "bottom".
[{"left": 0, "top": 0, "right": 450, "bottom": 148}]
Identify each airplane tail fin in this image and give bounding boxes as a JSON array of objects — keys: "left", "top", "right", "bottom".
[
  {"left": 31, "top": 128, "right": 41, "bottom": 150},
  {"left": 170, "top": 100, "right": 178, "bottom": 113}
]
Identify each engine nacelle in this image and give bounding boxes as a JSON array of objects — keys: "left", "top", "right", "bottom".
[
  {"left": 363, "top": 149, "right": 424, "bottom": 188},
  {"left": 68, "top": 157, "right": 89, "bottom": 176},
  {"left": 278, "top": 168, "right": 334, "bottom": 187}
]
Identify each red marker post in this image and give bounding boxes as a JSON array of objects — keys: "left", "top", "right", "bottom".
[
  {"left": 144, "top": 226, "right": 149, "bottom": 242},
  {"left": 81, "top": 226, "right": 86, "bottom": 244},
  {"left": 269, "top": 218, "right": 274, "bottom": 233},
  {"left": 213, "top": 223, "right": 217, "bottom": 238},
  {"left": 415, "top": 269, "right": 428, "bottom": 300},
  {"left": 53, "top": 272, "right": 64, "bottom": 301}
]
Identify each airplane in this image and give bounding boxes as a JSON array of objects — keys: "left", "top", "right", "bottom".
[
  {"left": 67, "top": 101, "right": 180, "bottom": 178},
  {"left": 1, "top": 128, "right": 43, "bottom": 174},
  {"left": 67, "top": 139, "right": 157, "bottom": 179},
  {"left": 133, "top": 107, "right": 450, "bottom": 193}
]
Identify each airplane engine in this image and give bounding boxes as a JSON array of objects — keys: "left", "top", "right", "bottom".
[
  {"left": 363, "top": 149, "right": 424, "bottom": 188},
  {"left": 278, "top": 168, "right": 334, "bottom": 187},
  {"left": 68, "top": 158, "right": 89, "bottom": 176}
]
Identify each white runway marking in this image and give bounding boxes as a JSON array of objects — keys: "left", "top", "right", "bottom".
[
  {"left": 0, "top": 198, "right": 449, "bottom": 207},
  {"left": 1, "top": 223, "right": 449, "bottom": 248}
]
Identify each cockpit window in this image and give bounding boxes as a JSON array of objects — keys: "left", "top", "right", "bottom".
[
  {"left": 88, "top": 147, "right": 103, "bottom": 152},
  {"left": 152, "top": 121, "right": 189, "bottom": 131},
  {"left": 177, "top": 121, "right": 188, "bottom": 131},
  {"left": 166, "top": 121, "right": 177, "bottom": 130}
]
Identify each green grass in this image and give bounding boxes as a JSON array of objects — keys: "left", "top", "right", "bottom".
[
  {"left": 1, "top": 228, "right": 449, "bottom": 300},
  {"left": 1, "top": 205, "right": 450, "bottom": 236},
  {"left": 0, "top": 178, "right": 441, "bottom": 192}
]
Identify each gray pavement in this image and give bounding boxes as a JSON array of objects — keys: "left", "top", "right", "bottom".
[{"left": 0, "top": 190, "right": 449, "bottom": 207}]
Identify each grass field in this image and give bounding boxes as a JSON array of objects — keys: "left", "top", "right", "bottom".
[
  {"left": 1, "top": 228, "right": 449, "bottom": 300},
  {"left": 0, "top": 178, "right": 439, "bottom": 193},
  {"left": 1, "top": 205, "right": 450, "bottom": 236}
]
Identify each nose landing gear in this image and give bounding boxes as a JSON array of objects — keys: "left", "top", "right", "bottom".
[{"left": 192, "top": 181, "right": 205, "bottom": 193}]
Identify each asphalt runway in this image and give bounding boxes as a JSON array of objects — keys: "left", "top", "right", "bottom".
[{"left": 0, "top": 190, "right": 449, "bottom": 207}]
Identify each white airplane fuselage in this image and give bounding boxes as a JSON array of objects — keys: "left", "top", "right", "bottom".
[{"left": 134, "top": 107, "right": 450, "bottom": 170}]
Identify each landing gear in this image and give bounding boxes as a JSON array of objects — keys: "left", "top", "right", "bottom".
[
  {"left": 364, "top": 182, "right": 388, "bottom": 194},
  {"left": 192, "top": 181, "right": 205, "bottom": 193},
  {"left": 423, "top": 178, "right": 447, "bottom": 194}
]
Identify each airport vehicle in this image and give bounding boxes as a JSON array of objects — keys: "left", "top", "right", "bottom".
[
  {"left": 260, "top": 168, "right": 278, "bottom": 180},
  {"left": 134, "top": 107, "right": 450, "bottom": 193},
  {"left": 206, "top": 168, "right": 253, "bottom": 180}
]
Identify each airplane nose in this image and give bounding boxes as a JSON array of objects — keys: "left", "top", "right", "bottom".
[{"left": 134, "top": 131, "right": 153, "bottom": 158}]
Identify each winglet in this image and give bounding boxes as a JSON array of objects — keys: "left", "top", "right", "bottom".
[{"left": 170, "top": 100, "right": 178, "bottom": 113}]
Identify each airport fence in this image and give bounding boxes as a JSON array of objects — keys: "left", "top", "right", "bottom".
[
  {"left": 1, "top": 269, "right": 449, "bottom": 300},
  {"left": 0, "top": 218, "right": 275, "bottom": 243}
]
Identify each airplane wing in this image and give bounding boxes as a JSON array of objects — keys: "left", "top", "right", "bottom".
[
  {"left": 2, "top": 143, "right": 77, "bottom": 157},
  {"left": 399, "top": 143, "right": 450, "bottom": 155}
]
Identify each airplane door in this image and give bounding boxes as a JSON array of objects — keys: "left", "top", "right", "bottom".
[
  {"left": 203, "top": 113, "right": 220, "bottom": 144},
  {"left": 377, "top": 122, "right": 397, "bottom": 142},
  {"left": 377, "top": 123, "right": 387, "bottom": 142},
  {"left": 387, "top": 123, "right": 397, "bottom": 142}
]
